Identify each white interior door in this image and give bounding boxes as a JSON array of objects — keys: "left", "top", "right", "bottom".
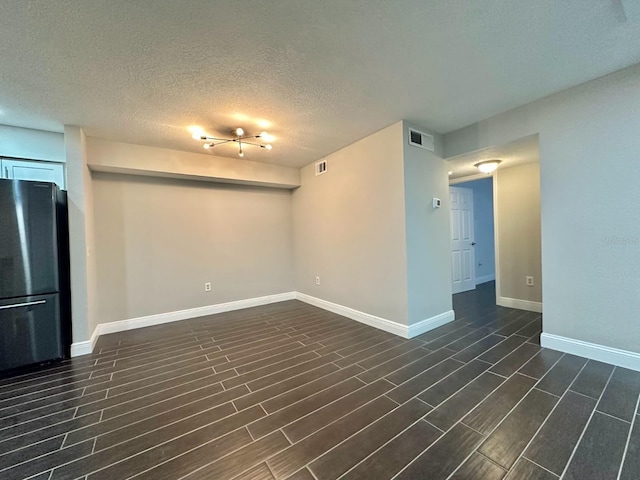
[
  {"left": 450, "top": 186, "right": 476, "bottom": 294},
  {"left": 2, "top": 158, "right": 66, "bottom": 189}
]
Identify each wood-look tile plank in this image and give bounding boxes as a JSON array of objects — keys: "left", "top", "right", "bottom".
[
  {"left": 477, "top": 335, "right": 529, "bottom": 364},
  {"left": 451, "top": 452, "right": 507, "bottom": 480},
  {"left": 535, "top": 354, "right": 587, "bottom": 397},
  {"left": 308, "top": 398, "right": 431, "bottom": 479},
  {"left": 267, "top": 396, "right": 397, "bottom": 479},
  {"left": 1, "top": 439, "right": 93, "bottom": 480},
  {"left": 387, "top": 358, "right": 465, "bottom": 405},
  {"left": 51, "top": 405, "right": 264, "bottom": 480},
  {"left": 478, "top": 388, "right": 558, "bottom": 470},
  {"left": 93, "top": 427, "right": 252, "bottom": 480},
  {"left": 419, "top": 359, "right": 492, "bottom": 407},
  {"left": 445, "top": 327, "right": 493, "bottom": 352},
  {"left": 489, "top": 343, "right": 541, "bottom": 377},
  {"left": 563, "top": 411, "right": 629, "bottom": 480},
  {"left": 518, "top": 349, "right": 563, "bottom": 379},
  {"left": 569, "top": 360, "right": 614, "bottom": 399},
  {"left": 426, "top": 371, "right": 505, "bottom": 431},
  {"left": 384, "top": 348, "right": 453, "bottom": 385},
  {"left": 620, "top": 415, "right": 640, "bottom": 480},
  {"left": 394, "top": 423, "right": 483, "bottom": 480},
  {"left": 503, "top": 458, "right": 558, "bottom": 480},
  {"left": 248, "top": 377, "right": 367, "bottom": 440},
  {"left": 453, "top": 335, "right": 507, "bottom": 363},
  {"left": 356, "top": 347, "right": 432, "bottom": 384},
  {"left": 233, "top": 462, "right": 276, "bottom": 480},
  {"left": 524, "top": 390, "right": 596, "bottom": 475},
  {"left": 233, "top": 363, "right": 340, "bottom": 412},
  {"left": 281, "top": 379, "right": 395, "bottom": 444},
  {"left": 462, "top": 373, "right": 536, "bottom": 435},
  {"left": 596, "top": 367, "right": 640, "bottom": 422},
  {"left": 340, "top": 420, "right": 441, "bottom": 480},
  {"left": 260, "top": 364, "right": 364, "bottom": 414}
]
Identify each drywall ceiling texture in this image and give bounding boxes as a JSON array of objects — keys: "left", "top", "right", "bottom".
[
  {"left": 443, "top": 64, "right": 640, "bottom": 354},
  {"left": 1, "top": 1, "right": 639, "bottom": 167}
]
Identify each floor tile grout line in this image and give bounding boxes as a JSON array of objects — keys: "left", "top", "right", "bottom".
[
  {"left": 475, "top": 450, "right": 509, "bottom": 473},
  {"left": 524, "top": 457, "right": 561, "bottom": 478},
  {"left": 558, "top": 365, "right": 617, "bottom": 480},
  {"left": 510, "top": 358, "right": 592, "bottom": 477},
  {"left": 616, "top": 390, "right": 640, "bottom": 480}
]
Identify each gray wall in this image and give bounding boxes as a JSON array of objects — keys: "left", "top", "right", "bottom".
[
  {"left": 93, "top": 173, "right": 294, "bottom": 324},
  {"left": 454, "top": 178, "right": 495, "bottom": 284},
  {"left": 0, "top": 125, "right": 65, "bottom": 162},
  {"left": 402, "top": 122, "right": 453, "bottom": 324},
  {"left": 292, "top": 122, "right": 410, "bottom": 324},
  {"left": 495, "top": 163, "right": 542, "bottom": 303},
  {"left": 444, "top": 63, "right": 640, "bottom": 353}
]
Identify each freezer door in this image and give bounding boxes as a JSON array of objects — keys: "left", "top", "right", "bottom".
[
  {"left": 0, "top": 179, "right": 59, "bottom": 298},
  {"left": 0, "top": 293, "right": 63, "bottom": 371}
]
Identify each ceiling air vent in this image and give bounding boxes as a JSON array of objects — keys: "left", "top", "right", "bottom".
[
  {"left": 315, "top": 160, "right": 327, "bottom": 176},
  {"left": 408, "top": 128, "right": 435, "bottom": 152}
]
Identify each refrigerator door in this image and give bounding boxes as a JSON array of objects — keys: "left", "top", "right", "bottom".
[
  {"left": 0, "top": 180, "right": 59, "bottom": 298},
  {"left": 0, "top": 293, "right": 63, "bottom": 371}
]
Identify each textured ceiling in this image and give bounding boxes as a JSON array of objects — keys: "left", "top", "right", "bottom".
[
  {"left": 0, "top": 1, "right": 639, "bottom": 167},
  {"left": 447, "top": 134, "right": 539, "bottom": 180}
]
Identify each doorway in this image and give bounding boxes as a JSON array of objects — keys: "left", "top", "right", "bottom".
[{"left": 449, "top": 178, "right": 496, "bottom": 295}]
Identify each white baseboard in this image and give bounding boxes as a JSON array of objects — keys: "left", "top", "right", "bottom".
[
  {"left": 497, "top": 296, "right": 543, "bottom": 313},
  {"left": 408, "top": 310, "right": 456, "bottom": 338},
  {"left": 70, "top": 292, "right": 296, "bottom": 357},
  {"left": 475, "top": 274, "right": 496, "bottom": 285},
  {"left": 541, "top": 333, "right": 640, "bottom": 372},
  {"left": 295, "top": 292, "right": 454, "bottom": 339}
]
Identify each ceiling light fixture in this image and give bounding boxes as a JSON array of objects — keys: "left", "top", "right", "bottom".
[
  {"left": 193, "top": 128, "right": 273, "bottom": 157},
  {"left": 474, "top": 159, "right": 501, "bottom": 174}
]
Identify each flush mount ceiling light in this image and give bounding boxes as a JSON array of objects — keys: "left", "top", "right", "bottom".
[
  {"left": 474, "top": 159, "right": 502, "bottom": 174},
  {"left": 192, "top": 127, "right": 273, "bottom": 158}
]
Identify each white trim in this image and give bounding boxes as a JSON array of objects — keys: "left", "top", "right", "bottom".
[
  {"left": 70, "top": 292, "right": 296, "bottom": 357},
  {"left": 407, "top": 310, "right": 456, "bottom": 338},
  {"left": 541, "top": 333, "right": 640, "bottom": 373},
  {"left": 497, "top": 296, "right": 543, "bottom": 313},
  {"left": 475, "top": 274, "right": 496, "bottom": 285},
  {"left": 449, "top": 172, "right": 494, "bottom": 185},
  {"left": 295, "top": 292, "right": 454, "bottom": 339}
]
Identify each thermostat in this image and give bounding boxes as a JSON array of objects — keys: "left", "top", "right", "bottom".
[{"left": 433, "top": 198, "right": 442, "bottom": 209}]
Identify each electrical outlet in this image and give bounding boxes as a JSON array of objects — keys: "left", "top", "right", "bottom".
[
  {"left": 315, "top": 276, "right": 320, "bottom": 285},
  {"left": 526, "top": 276, "right": 534, "bottom": 287},
  {"left": 204, "top": 282, "right": 212, "bottom": 292}
]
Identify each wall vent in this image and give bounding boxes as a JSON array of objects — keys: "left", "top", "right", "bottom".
[
  {"left": 315, "top": 160, "right": 327, "bottom": 175},
  {"left": 408, "top": 128, "right": 435, "bottom": 152}
]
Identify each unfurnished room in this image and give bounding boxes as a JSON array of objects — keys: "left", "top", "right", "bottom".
[{"left": 0, "top": 1, "right": 640, "bottom": 479}]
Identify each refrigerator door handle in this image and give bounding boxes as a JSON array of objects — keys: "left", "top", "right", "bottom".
[{"left": 0, "top": 300, "right": 47, "bottom": 310}]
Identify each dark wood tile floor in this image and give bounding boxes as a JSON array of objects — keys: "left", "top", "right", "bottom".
[{"left": 1, "top": 282, "right": 639, "bottom": 479}]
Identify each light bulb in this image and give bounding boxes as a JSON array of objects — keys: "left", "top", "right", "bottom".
[
  {"left": 203, "top": 143, "right": 212, "bottom": 149},
  {"left": 260, "top": 132, "right": 274, "bottom": 142},
  {"left": 235, "top": 128, "right": 244, "bottom": 136},
  {"left": 265, "top": 144, "right": 272, "bottom": 150},
  {"left": 238, "top": 149, "right": 244, "bottom": 157}
]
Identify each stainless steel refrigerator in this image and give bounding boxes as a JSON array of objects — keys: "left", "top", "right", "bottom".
[{"left": 0, "top": 179, "right": 71, "bottom": 372}]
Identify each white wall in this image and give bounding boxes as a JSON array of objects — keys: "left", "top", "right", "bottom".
[
  {"left": 64, "top": 126, "right": 97, "bottom": 343},
  {"left": 0, "top": 125, "right": 65, "bottom": 162},
  {"left": 444, "top": 63, "right": 640, "bottom": 354},
  {"left": 402, "top": 122, "right": 453, "bottom": 324},
  {"left": 495, "top": 163, "right": 542, "bottom": 305},
  {"left": 292, "top": 122, "right": 410, "bottom": 324},
  {"left": 454, "top": 177, "right": 495, "bottom": 284},
  {"left": 93, "top": 173, "right": 294, "bottom": 325}
]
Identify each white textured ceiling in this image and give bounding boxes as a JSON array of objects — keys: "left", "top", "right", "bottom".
[
  {"left": 447, "top": 134, "right": 539, "bottom": 180},
  {"left": 0, "top": 1, "right": 639, "bottom": 167}
]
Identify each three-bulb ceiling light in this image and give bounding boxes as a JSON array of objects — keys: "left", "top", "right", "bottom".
[
  {"left": 193, "top": 128, "right": 273, "bottom": 157},
  {"left": 474, "top": 159, "right": 502, "bottom": 174}
]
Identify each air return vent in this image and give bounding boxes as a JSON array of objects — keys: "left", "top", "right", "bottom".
[
  {"left": 315, "top": 160, "right": 327, "bottom": 175},
  {"left": 408, "top": 128, "right": 435, "bottom": 152}
]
